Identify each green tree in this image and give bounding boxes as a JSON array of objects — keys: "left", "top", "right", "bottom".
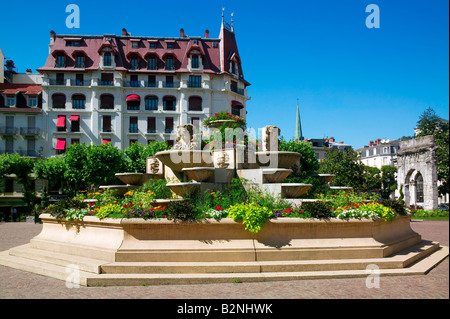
[
  {"left": 415, "top": 107, "right": 449, "bottom": 197},
  {"left": 380, "top": 165, "right": 397, "bottom": 199},
  {"left": 0, "top": 153, "right": 36, "bottom": 212},
  {"left": 362, "top": 165, "right": 381, "bottom": 193},
  {"left": 63, "top": 143, "right": 89, "bottom": 195},
  {"left": 34, "top": 156, "right": 67, "bottom": 193},
  {"left": 123, "top": 141, "right": 169, "bottom": 173},
  {"left": 319, "top": 148, "right": 366, "bottom": 191},
  {"left": 279, "top": 138, "right": 320, "bottom": 180}
]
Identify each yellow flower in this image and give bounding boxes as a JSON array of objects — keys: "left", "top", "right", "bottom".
[{"left": 124, "top": 191, "right": 134, "bottom": 196}]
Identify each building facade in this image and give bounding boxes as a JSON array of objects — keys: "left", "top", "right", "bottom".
[
  {"left": 356, "top": 138, "right": 400, "bottom": 169},
  {"left": 36, "top": 22, "right": 250, "bottom": 156}
]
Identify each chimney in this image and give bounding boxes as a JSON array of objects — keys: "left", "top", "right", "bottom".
[
  {"left": 376, "top": 138, "right": 381, "bottom": 145},
  {"left": 369, "top": 141, "right": 374, "bottom": 146},
  {"left": 329, "top": 137, "right": 335, "bottom": 143},
  {"left": 122, "top": 28, "right": 128, "bottom": 36},
  {"left": 50, "top": 30, "right": 56, "bottom": 45},
  {"left": 26, "top": 69, "right": 32, "bottom": 73},
  {"left": 180, "top": 28, "right": 185, "bottom": 38},
  {"left": 205, "top": 30, "right": 210, "bottom": 38}
]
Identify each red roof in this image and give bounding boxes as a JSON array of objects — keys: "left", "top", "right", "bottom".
[
  {"left": 38, "top": 25, "right": 250, "bottom": 86},
  {"left": 0, "top": 83, "right": 42, "bottom": 95}
]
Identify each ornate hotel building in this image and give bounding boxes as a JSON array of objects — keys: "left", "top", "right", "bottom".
[{"left": 34, "top": 20, "right": 249, "bottom": 156}]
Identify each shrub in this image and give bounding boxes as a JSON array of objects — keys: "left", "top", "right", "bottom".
[
  {"left": 45, "top": 198, "right": 84, "bottom": 219},
  {"left": 301, "top": 201, "right": 333, "bottom": 219},
  {"left": 382, "top": 198, "right": 407, "bottom": 216},
  {"left": 140, "top": 179, "right": 173, "bottom": 199},
  {"left": 228, "top": 202, "right": 274, "bottom": 233},
  {"left": 166, "top": 201, "right": 198, "bottom": 221},
  {"left": 95, "top": 203, "right": 124, "bottom": 220}
]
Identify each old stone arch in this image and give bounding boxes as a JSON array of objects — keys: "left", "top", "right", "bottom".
[{"left": 397, "top": 136, "right": 439, "bottom": 210}]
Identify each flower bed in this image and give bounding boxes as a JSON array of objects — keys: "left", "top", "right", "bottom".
[{"left": 203, "top": 111, "right": 246, "bottom": 128}]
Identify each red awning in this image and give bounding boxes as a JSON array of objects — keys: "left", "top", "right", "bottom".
[
  {"left": 126, "top": 94, "right": 140, "bottom": 102},
  {"left": 102, "top": 139, "right": 111, "bottom": 145},
  {"left": 56, "top": 116, "right": 66, "bottom": 127},
  {"left": 55, "top": 139, "right": 66, "bottom": 150},
  {"left": 231, "top": 100, "right": 244, "bottom": 109},
  {"left": 69, "top": 115, "right": 80, "bottom": 121}
]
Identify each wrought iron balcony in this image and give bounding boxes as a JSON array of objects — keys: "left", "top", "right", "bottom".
[{"left": 20, "top": 127, "right": 41, "bottom": 136}]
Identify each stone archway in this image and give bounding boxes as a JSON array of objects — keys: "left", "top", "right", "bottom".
[{"left": 397, "top": 136, "right": 439, "bottom": 210}]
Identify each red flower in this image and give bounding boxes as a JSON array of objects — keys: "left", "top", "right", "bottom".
[{"left": 216, "top": 205, "right": 224, "bottom": 211}]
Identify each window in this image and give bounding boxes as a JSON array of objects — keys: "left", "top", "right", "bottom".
[
  {"left": 76, "top": 74, "right": 84, "bottom": 86},
  {"left": 102, "top": 139, "right": 111, "bottom": 145},
  {"left": 132, "top": 41, "right": 139, "bottom": 48},
  {"left": 383, "top": 147, "right": 388, "bottom": 154},
  {"left": 188, "top": 96, "right": 202, "bottom": 111},
  {"left": 129, "top": 139, "right": 138, "bottom": 146},
  {"left": 231, "top": 61, "right": 236, "bottom": 74},
  {"left": 71, "top": 139, "right": 80, "bottom": 145},
  {"left": 165, "top": 117, "right": 174, "bottom": 133},
  {"left": 166, "top": 139, "right": 174, "bottom": 147},
  {"left": 70, "top": 116, "right": 80, "bottom": 132},
  {"left": 165, "top": 76, "right": 174, "bottom": 88},
  {"left": 100, "top": 73, "right": 114, "bottom": 86},
  {"left": 127, "top": 96, "right": 140, "bottom": 110},
  {"left": 191, "top": 55, "right": 199, "bottom": 68},
  {"left": 167, "top": 43, "right": 174, "bottom": 49},
  {"left": 76, "top": 55, "right": 85, "bottom": 68},
  {"left": 165, "top": 57, "right": 174, "bottom": 70},
  {"left": 6, "top": 96, "right": 15, "bottom": 107},
  {"left": 52, "top": 94, "right": 66, "bottom": 108},
  {"left": 149, "top": 42, "right": 157, "bottom": 49},
  {"left": 130, "top": 75, "right": 139, "bottom": 87},
  {"left": 416, "top": 173, "right": 424, "bottom": 202},
  {"left": 129, "top": 117, "right": 138, "bottom": 133},
  {"left": 212, "top": 42, "right": 218, "bottom": 48},
  {"left": 231, "top": 106, "right": 240, "bottom": 116},
  {"left": 104, "top": 52, "right": 112, "bottom": 66},
  {"left": 66, "top": 40, "right": 80, "bottom": 47},
  {"left": 191, "top": 117, "right": 200, "bottom": 126},
  {"left": 56, "top": 115, "right": 66, "bottom": 131},
  {"left": 230, "top": 81, "right": 238, "bottom": 93},
  {"left": 130, "top": 58, "right": 139, "bottom": 70},
  {"left": 56, "top": 73, "right": 65, "bottom": 85},
  {"left": 55, "top": 138, "right": 66, "bottom": 154},
  {"left": 72, "top": 94, "right": 86, "bottom": 109},
  {"left": 102, "top": 115, "right": 112, "bottom": 132},
  {"left": 28, "top": 96, "right": 38, "bottom": 107},
  {"left": 145, "top": 96, "right": 158, "bottom": 110},
  {"left": 148, "top": 57, "right": 156, "bottom": 70},
  {"left": 4, "top": 179, "right": 14, "bottom": 193},
  {"left": 56, "top": 55, "right": 65, "bottom": 68},
  {"left": 163, "top": 96, "right": 176, "bottom": 111},
  {"left": 147, "top": 117, "right": 156, "bottom": 133},
  {"left": 100, "top": 94, "right": 114, "bottom": 109},
  {"left": 148, "top": 75, "right": 156, "bottom": 87},
  {"left": 188, "top": 75, "right": 202, "bottom": 88}
]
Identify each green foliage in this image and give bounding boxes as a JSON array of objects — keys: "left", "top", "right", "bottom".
[
  {"left": 34, "top": 156, "right": 67, "bottom": 193},
  {"left": 380, "top": 165, "right": 398, "bottom": 199},
  {"left": 45, "top": 198, "right": 84, "bottom": 219},
  {"left": 124, "top": 141, "right": 170, "bottom": 173},
  {"left": 202, "top": 111, "right": 246, "bottom": 128},
  {"left": 382, "top": 198, "right": 407, "bottom": 216},
  {"left": 319, "top": 148, "right": 366, "bottom": 192},
  {"left": 95, "top": 203, "right": 124, "bottom": 220},
  {"left": 301, "top": 201, "right": 333, "bottom": 219},
  {"left": 279, "top": 138, "right": 320, "bottom": 178},
  {"left": 362, "top": 165, "right": 381, "bottom": 193},
  {"left": 139, "top": 179, "right": 173, "bottom": 199},
  {"left": 85, "top": 143, "right": 126, "bottom": 187},
  {"left": 166, "top": 201, "right": 198, "bottom": 221},
  {"left": 228, "top": 202, "right": 274, "bottom": 233}
]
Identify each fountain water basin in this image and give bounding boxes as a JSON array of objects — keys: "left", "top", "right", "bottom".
[
  {"left": 166, "top": 182, "right": 201, "bottom": 197},
  {"left": 182, "top": 167, "right": 216, "bottom": 182},
  {"left": 256, "top": 151, "right": 301, "bottom": 169},
  {"left": 155, "top": 150, "right": 213, "bottom": 172},
  {"left": 262, "top": 168, "right": 293, "bottom": 183},
  {"left": 281, "top": 183, "right": 313, "bottom": 198}
]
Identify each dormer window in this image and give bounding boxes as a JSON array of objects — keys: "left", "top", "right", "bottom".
[
  {"left": 104, "top": 53, "right": 112, "bottom": 66},
  {"left": 167, "top": 43, "right": 174, "bottom": 49},
  {"left": 191, "top": 55, "right": 199, "bottom": 69},
  {"left": 130, "top": 57, "right": 139, "bottom": 70},
  {"left": 149, "top": 42, "right": 157, "bottom": 49},
  {"left": 131, "top": 41, "right": 139, "bottom": 49},
  {"left": 75, "top": 55, "right": 85, "bottom": 68},
  {"left": 148, "top": 57, "right": 157, "bottom": 70},
  {"left": 55, "top": 55, "right": 65, "bottom": 68},
  {"left": 66, "top": 40, "right": 80, "bottom": 47},
  {"left": 165, "top": 57, "right": 174, "bottom": 70},
  {"left": 231, "top": 61, "right": 236, "bottom": 74}
]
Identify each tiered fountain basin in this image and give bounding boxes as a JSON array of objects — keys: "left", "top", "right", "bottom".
[
  {"left": 155, "top": 150, "right": 213, "bottom": 172},
  {"left": 99, "top": 185, "right": 134, "bottom": 196},
  {"left": 262, "top": 168, "right": 293, "bottom": 183},
  {"left": 329, "top": 186, "right": 353, "bottom": 193},
  {"left": 281, "top": 183, "right": 313, "bottom": 198},
  {"left": 182, "top": 167, "right": 216, "bottom": 182},
  {"left": 311, "top": 174, "right": 336, "bottom": 185},
  {"left": 115, "top": 173, "right": 144, "bottom": 185},
  {"left": 256, "top": 151, "right": 301, "bottom": 169},
  {"left": 166, "top": 182, "right": 201, "bottom": 197}
]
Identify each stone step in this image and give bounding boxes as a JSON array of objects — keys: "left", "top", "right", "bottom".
[
  {"left": 8, "top": 244, "right": 105, "bottom": 274},
  {"left": 87, "top": 246, "right": 449, "bottom": 287},
  {"left": 100, "top": 241, "right": 440, "bottom": 274},
  {"left": 0, "top": 250, "right": 91, "bottom": 286}
]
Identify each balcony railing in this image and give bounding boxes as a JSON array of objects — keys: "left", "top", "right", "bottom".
[
  {"left": 101, "top": 127, "right": 113, "bottom": 133},
  {"left": 0, "top": 149, "right": 41, "bottom": 157},
  {"left": 163, "top": 81, "right": 179, "bottom": 88},
  {"left": 231, "top": 86, "right": 245, "bottom": 95},
  {"left": 20, "top": 127, "right": 41, "bottom": 136},
  {"left": 165, "top": 128, "right": 173, "bottom": 133},
  {"left": 71, "top": 79, "right": 91, "bottom": 86},
  {"left": 147, "top": 129, "right": 156, "bottom": 133},
  {"left": 124, "top": 80, "right": 141, "bottom": 88},
  {"left": 0, "top": 127, "right": 19, "bottom": 135},
  {"left": 129, "top": 127, "right": 139, "bottom": 133},
  {"left": 188, "top": 81, "right": 202, "bottom": 88},
  {"left": 75, "top": 62, "right": 85, "bottom": 68},
  {"left": 49, "top": 79, "right": 66, "bottom": 85},
  {"left": 99, "top": 79, "right": 114, "bottom": 86},
  {"left": 146, "top": 81, "right": 157, "bottom": 88}
]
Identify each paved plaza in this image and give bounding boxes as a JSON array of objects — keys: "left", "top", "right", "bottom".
[{"left": 0, "top": 220, "right": 448, "bottom": 299}]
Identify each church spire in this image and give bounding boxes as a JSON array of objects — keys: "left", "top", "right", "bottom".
[{"left": 295, "top": 99, "right": 304, "bottom": 141}]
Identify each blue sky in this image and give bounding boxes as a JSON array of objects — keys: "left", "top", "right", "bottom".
[{"left": 1, "top": 0, "right": 448, "bottom": 148}]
